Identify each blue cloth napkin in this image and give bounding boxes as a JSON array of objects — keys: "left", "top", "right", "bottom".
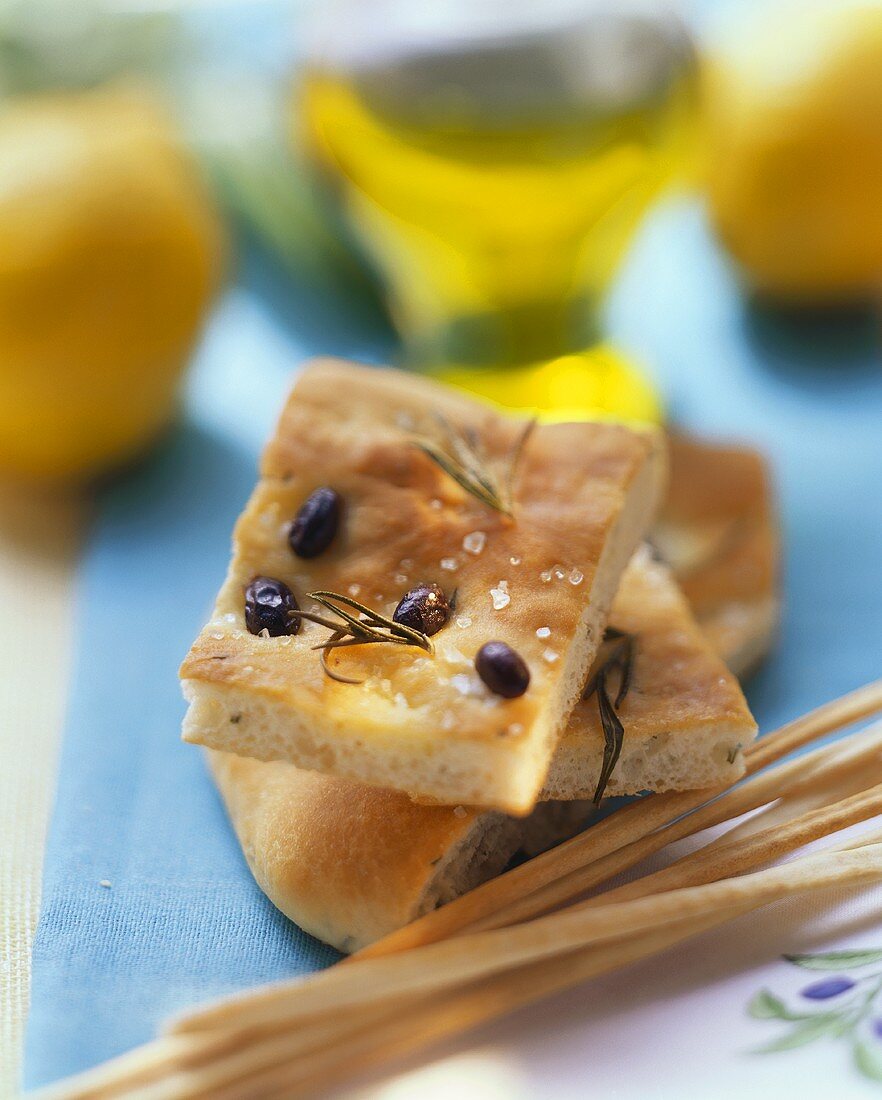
[{"left": 25, "top": 208, "right": 882, "bottom": 1088}]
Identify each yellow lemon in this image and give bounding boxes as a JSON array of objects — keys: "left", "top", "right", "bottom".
[
  {"left": 706, "top": 3, "right": 882, "bottom": 303},
  {"left": 0, "top": 85, "right": 224, "bottom": 483}
]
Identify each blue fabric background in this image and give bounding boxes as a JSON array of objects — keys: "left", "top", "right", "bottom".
[{"left": 24, "top": 202, "right": 882, "bottom": 1088}]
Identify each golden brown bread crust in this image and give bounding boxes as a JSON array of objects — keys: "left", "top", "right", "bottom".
[
  {"left": 654, "top": 433, "right": 780, "bottom": 677},
  {"left": 181, "top": 359, "right": 665, "bottom": 814}
]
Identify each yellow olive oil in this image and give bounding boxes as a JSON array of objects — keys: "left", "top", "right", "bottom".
[{"left": 300, "top": 6, "right": 697, "bottom": 422}]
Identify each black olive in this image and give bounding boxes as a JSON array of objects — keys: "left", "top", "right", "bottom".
[
  {"left": 244, "top": 576, "right": 301, "bottom": 637},
  {"left": 475, "top": 641, "right": 530, "bottom": 698},
  {"left": 288, "top": 487, "right": 341, "bottom": 558},
  {"left": 393, "top": 583, "right": 451, "bottom": 636}
]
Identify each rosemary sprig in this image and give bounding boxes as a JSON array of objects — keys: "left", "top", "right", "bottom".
[
  {"left": 412, "top": 412, "right": 535, "bottom": 518},
  {"left": 287, "top": 591, "right": 433, "bottom": 685},
  {"left": 583, "top": 627, "right": 637, "bottom": 804}
]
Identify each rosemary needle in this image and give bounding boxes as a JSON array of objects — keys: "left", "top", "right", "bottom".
[
  {"left": 583, "top": 627, "right": 637, "bottom": 803},
  {"left": 593, "top": 669, "right": 626, "bottom": 805}
]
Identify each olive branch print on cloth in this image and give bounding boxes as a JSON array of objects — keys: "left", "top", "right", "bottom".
[{"left": 749, "top": 949, "right": 882, "bottom": 1083}]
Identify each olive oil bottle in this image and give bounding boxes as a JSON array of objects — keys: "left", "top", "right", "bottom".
[{"left": 300, "top": 1, "right": 698, "bottom": 422}]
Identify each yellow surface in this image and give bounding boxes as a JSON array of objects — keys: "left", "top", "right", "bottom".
[
  {"left": 706, "top": 2, "right": 882, "bottom": 302},
  {"left": 0, "top": 490, "right": 83, "bottom": 1095},
  {"left": 0, "top": 85, "right": 224, "bottom": 483}
]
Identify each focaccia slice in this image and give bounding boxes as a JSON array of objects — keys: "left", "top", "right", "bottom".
[
  {"left": 653, "top": 433, "right": 780, "bottom": 677},
  {"left": 181, "top": 360, "right": 665, "bottom": 815},
  {"left": 541, "top": 546, "right": 757, "bottom": 799}
]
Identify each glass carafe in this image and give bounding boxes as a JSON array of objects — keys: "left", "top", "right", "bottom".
[{"left": 300, "top": 0, "right": 698, "bottom": 422}]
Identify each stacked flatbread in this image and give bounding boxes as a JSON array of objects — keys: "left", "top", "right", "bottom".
[{"left": 181, "top": 361, "right": 776, "bottom": 952}]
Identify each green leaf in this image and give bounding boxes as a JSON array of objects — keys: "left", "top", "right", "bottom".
[
  {"left": 755, "top": 1015, "right": 842, "bottom": 1053},
  {"left": 784, "top": 950, "right": 882, "bottom": 971},
  {"left": 748, "top": 990, "right": 811, "bottom": 1022},
  {"left": 855, "top": 1040, "right": 882, "bottom": 1082}
]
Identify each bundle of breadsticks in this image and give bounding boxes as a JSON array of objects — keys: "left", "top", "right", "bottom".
[{"left": 42, "top": 361, "right": 882, "bottom": 1100}]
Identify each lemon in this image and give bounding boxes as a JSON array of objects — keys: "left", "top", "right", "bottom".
[
  {"left": 0, "top": 85, "right": 224, "bottom": 483},
  {"left": 706, "top": 3, "right": 882, "bottom": 303}
]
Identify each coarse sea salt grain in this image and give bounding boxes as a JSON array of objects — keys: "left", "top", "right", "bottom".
[
  {"left": 211, "top": 632, "right": 224, "bottom": 641},
  {"left": 456, "top": 616, "right": 472, "bottom": 629},
  {"left": 536, "top": 626, "right": 551, "bottom": 639},
  {"left": 568, "top": 568, "right": 584, "bottom": 586},
  {"left": 490, "top": 581, "right": 510, "bottom": 611},
  {"left": 440, "top": 556, "right": 460, "bottom": 571},
  {"left": 539, "top": 569, "right": 553, "bottom": 583},
  {"left": 543, "top": 648, "right": 559, "bottom": 663},
  {"left": 348, "top": 583, "right": 362, "bottom": 597},
  {"left": 462, "top": 530, "right": 486, "bottom": 555},
  {"left": 510, "top": 555, "right": 521, "bottom": 566},
  {"left": 429, "top": 498, "right": 443, "bottom": 511},
  {"left": 553, "top": 565, "right": 566, "bottom": 580}
]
